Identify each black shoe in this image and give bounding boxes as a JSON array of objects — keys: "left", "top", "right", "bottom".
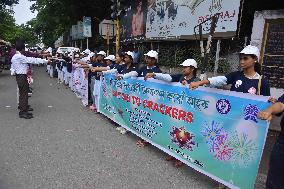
[
  {"left": 27, "top": 107, "right": 33, "bottom": 111},
  {"left": 19, "top": 113, "right": 33, "bottom": 119},
  {"left": 18, "top": 105, "right": 31, "bottom": 110},
  {"left": 19, "top": 111, "right": 33, "bottom": 116}
]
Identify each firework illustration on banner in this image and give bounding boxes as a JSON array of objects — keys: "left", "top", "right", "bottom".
[
  {"left": 228, "top": 131, "right": 258, "bottom": 167},
  {"left": 202, "top": 121, "right": 258, "bottom": 166},
  {"left": 201, "top": 121, "right": 232, "bottom": 161},
  {"left": 170, "top": 126, "right": 196, "bottom": 151}
]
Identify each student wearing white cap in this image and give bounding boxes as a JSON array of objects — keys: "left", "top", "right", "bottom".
[
  {"left": 190, "top": 45, "right": 271, "bottom": 189},
  {"left": 144, "top": 59, "right": 200, "bottom": 167},
  {"left": 190, "top": 45, "right": 270, "bottom": 96},
  {"left": 116, "top": 51, "right": 138, "bottom": 81},
  {"left": 89, "top": 51, "right": 106, "bottom": 112},
  {"left": 145, "top": 59, "right": 200, "bottom": 85},
  {"left": 120, "top": 50, "right": 162, "bottom": 80}
]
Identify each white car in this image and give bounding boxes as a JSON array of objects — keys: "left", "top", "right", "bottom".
[{"left": 56, "top": 47, "right": 80, "bottom": 54}]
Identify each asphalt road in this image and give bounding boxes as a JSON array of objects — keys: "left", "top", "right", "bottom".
[{"left": 0, "top": 67, "right": 277, "bottom": 189}]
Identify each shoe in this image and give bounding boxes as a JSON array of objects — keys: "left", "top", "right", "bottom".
[
  {"left": 18, "top": 105, "right": 32, "bottom": 111},
  {"left": 116, "top": 127, "right": 123, "bottom": 131},
  {"left": 19, "top": 111, "right": 33, "bottom": 116},
  {"left": 19, "top": 113, "right": 33, "bottom": 119}
]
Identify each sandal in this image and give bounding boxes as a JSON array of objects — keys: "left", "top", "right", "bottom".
[
  {"left": 165, "top": 156, "right": 175, "bottom": 161},
  {"left": 136, "top": 139, "right": 149, "bottom": 147},
  {"left": 174, "top": 160, "right": 184, "bottom": 168}
]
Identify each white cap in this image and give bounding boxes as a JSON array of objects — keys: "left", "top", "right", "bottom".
[
  {"left": 104, "top": 55, "right": 116, "bottom": 61},
  {"left": 125, "top": 51, "right": 134, "bottom": 59},
  {"left": 74, "top": 54, "right": 80, "bottom": 58},
  {"left": 88, "top": 52, "right": 95, "bottom": 57},
  {"left": 240, "top": 45, "right": 260, "bottom": 61},
  {"left": 45, "top": 47, "right": 52, "bottom": 53},
  {"left": 57, "top": 49, "right": 63, "bottom": 54},
  {"left": 180, "top": 59, "right": 198, "bottom": 68},
  {"left": 97, "top": 51, "right": 106, "bottom": 57},
  {"left": 144, "top": 50, "right": 158, "bottom": 60},
  {"left": 83, "top": 49, "right": 91, "bottom": 54}
]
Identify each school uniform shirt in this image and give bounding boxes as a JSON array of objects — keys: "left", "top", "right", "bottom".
[
  {"left": 120, "top": 64, "right": 137, "bottom": 74},
  {"left": 113, "top": 64, "right": 124, "bottom": 74},
  {"left": 276, "top": 95, "right": 284, "bottom": 144},
  {"left": 11, "top": 51, "right": 48, "bottom": 75},
  {"left": 137, "top": 66, "right": 162, "bottom": 77},
  {"left": 208, "top": 71, "right": 271, "bottom": 96},
  {"left": 155, "top": 73, "right": 200, "bottom": 84},
  {"left": 90, "top": 62, "right": 105, "bottom": 80}
]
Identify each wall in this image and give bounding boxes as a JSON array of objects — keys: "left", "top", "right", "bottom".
[{"left": 251, "top": 10, "right": 284, "bottom": 101}]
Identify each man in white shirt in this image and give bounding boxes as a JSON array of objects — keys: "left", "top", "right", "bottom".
[{"left": 11, "top": 40, "right": 49, "bottom": 119}]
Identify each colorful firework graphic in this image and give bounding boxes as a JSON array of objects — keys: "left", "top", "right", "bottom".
[
  {"left": 213, "top": 135, "right": 233, "bottom": 161},
  {"left": 202, "top": 120, "right": 259, "bottom": 166},
  {"left": 201, "top": 121, "right": 227, "bottom": 153},
  {"left": 170, "top": 126, "right": 196, "bottom": 151},
  {"left": 202, "top": 121, "right": 232, "bottom": 161},
  {"left": 228, "top": 131, "right": 258, "bottom": 167}
]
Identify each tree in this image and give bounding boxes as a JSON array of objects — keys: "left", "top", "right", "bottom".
[{"left": 28, "top": 0, "right": 112, "bottom": 47}]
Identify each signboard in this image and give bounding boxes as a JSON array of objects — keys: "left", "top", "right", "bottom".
[
  {"left": 71, "top": 25, "right": 78, "bottom": 40},
  {"left": 98, "top": 74, "right": 270, "bottom": 189},
  {"left": 99, "top": 19, "right": 116, "bottom": 39},
  {"left": 146, "top": 0, "right": 241, "bottom": 39},
  {"left": 83, "top": 17, "right": 92, "bottom": 38},
  {"left": 77, "top": 21, "right": 84, "bottom": 39}
]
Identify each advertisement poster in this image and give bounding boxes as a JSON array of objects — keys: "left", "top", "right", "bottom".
[
  {"left": 120, "top": 0, "right": 148, "bottom": 43},
  {"left": 146, "top": 0, "right": 241, "bottom": 39}
]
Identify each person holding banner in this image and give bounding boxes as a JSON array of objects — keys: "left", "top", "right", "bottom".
[
  {"left": 118, "top": 50, "right": 162, "bottom": 145},
  {"left": 115, "top": 51, "right": 138, "bottom": 134},
  {"left": 189, "top": 45, "right": 270, "bottom": 96},
  {"left": 144, "top": 58, "right": 200, "bottom": 84},
  {"left": 143, "top": 58, "right": 200, "bottom": 167},
  {"left": 116, "top": 51, "right": 138, "bottom": 80},
  {"left": 89, "top": 51, "right": 106, "bottom": 112},
  {"left": 190, "top": 45, "right": 270, "bottom": 188},
  {"left": 91, "top": 55, "right": 116, "bottom": 73},
  {"left": 120, "top": 50, "right": 162, "bottom": 81},
  {"left": 258, "top": 94, "right": 284, "bottom": 189}
]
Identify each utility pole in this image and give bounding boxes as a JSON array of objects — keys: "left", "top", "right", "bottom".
[{"left": 111, "top": 0, "right": 125, "bottom": 54}]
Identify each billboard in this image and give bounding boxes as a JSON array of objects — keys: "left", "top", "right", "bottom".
[
  {"left": 146, "top": 0, "right": 241, "bottom": 39},
  {"left": 120, "top": 0, "right": 148, "bottom": 43}
]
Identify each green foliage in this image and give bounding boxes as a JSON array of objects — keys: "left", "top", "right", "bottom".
[{"left": 28, "top": 0, "right": 112, "bottom": 47}]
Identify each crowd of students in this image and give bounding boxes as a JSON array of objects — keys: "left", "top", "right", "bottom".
[{"left": 45, "top": 45, "right": 283, "bottom": 189}]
